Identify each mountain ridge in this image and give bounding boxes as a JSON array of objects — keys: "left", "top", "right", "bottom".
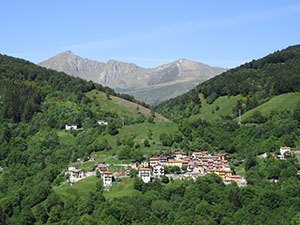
[{"left": 39, "top": 51, "right": 226, "bottom": 105}]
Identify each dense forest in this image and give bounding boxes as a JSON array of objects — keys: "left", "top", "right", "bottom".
[
  {"left": 0, "top": 49, "right": 300, "bottom": 224},
  {"left": 156, "top": 45, "right": 300, "bottom": 121}
]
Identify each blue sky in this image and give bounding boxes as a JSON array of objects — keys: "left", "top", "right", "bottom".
[{"left": 1, "top": 0, "right": 299, "bottom": 68}]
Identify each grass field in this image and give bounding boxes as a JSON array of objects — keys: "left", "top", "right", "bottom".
[
  {"left": 57, "top": 130, "right": 76, "bottom": 146},
  {"left": 55, "top": 176, "right": 98, "bottom": 202},
  {"left": 241, "top": 93, "right": 300, "bottom": 122},
  {"left": 235, "top": 165, "right": 246, "bottom": 177},
  {"left": 86, "top": 90, "right": 169, "bottom": 122},
  {"left": 54, "top": 176, "right": 185, "bottom": 203},
  {"left": 104, "top": 177, "right": 140, "bottom": 200},
  {"left": 191, "top": 95, "right": 242, "bottom": 122},
  {"left": 190, "top": 92, "right": 300, "bottom": 122},
  {"left": 55, "top": 176, "right": 140, "bottom": 202},
  {"left": 93, "top": 121, "right": 179, "bottom": 158}
]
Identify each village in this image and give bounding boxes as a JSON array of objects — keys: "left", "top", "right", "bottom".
[
  {"left": 65, "top": 149, "right": 251, "bottom": 190},
  {"left": 64, "top": 145, "right": 300, "bottom": 190}
]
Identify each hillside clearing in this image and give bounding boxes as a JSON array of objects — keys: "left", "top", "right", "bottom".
[
  {"left": 86, "top": 90, "right": 169, "bottom": 122},
  {"left": 241, "top": 92, "right": 300, "bottom": 122},
  {"left": 191, "top": 95, "right": 242, "bottom": 122}
]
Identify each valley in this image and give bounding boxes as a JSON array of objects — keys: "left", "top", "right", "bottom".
[{"left": 0, "top": 45, "right": 300, "bottom": 224}]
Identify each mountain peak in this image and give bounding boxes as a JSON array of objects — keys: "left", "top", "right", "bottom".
[
  {"left": 39, "top": 52, "right": 226, "bottom": 105},
  {"left": 61, "top": 50, "right": 74, "bottom": 55}
]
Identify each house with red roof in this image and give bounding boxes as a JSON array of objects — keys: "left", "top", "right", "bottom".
[
  {"left": 138, "top": 168, "right": 151, "bottom": 183},
  {"left": 103, "top": 171, "right": 113, "bottom": 189}
]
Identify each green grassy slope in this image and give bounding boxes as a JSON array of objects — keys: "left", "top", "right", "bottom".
[
  {"left": 86, "top": 90, "right": 169, "bottom": 122},
  {"left": 55, "top": 176, "right": 98, "bottom": 202},
  {"left": 241, "top": 92, "right": 300, "bottom": 122},
  {"left": 103, "top": 178, "right": 140, "bottom": 200},
  {"left": 187, "top": 92, "right": 300, "bottom": 123},
  {"left": 55, "top": 176, "right": 140, "bottom": 201},
  {"left": 57, "top": 131, "right": 76, "bottom": 145},
  {"left": 193, "top": 95, "right": 242, "bottom": 122},
  {"left": 102, "top": 122, "right": 178, "bottom": 151}
]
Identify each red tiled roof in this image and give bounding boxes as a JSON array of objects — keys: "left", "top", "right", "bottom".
[
  {"left": 139, "top": 168, "right": 151, "bottom": 171},
  {"left": 104, "top": 171, "right": 113, "bottom": 174},
  {"left": 71, "top": 169, "right": 83, "bottom": 173},
  {"left": 150, "top": 158, "right": 160, "bottom": 161},
  {"left": 168, "top": 160, "right": 183, "bottom": 163}
]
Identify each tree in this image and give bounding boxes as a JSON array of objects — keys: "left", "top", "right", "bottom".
[
  {"left": 245, "top": 154, "right": 256, "bottom": 171},
  {"left": 0, "top": 205, "right": 5, "bottom": 225},
  {"left": 284, "top": 134, "right": 295, "bottom": 147},
  {"left": 35, "top": 204, "right": 48, "bottom": 223},
  {"left": 292, "top": 212, "right": 300, "bottom": 225},
  {"left": 47, "top": 205, "right": 63, "bottom": 223},
  {"left": 161, "top": 175, "right": 169, "bottom": 184},
  {"left": 18, "top": 208, "right": 35, "bottom": 225},
  {"left": 293, "top": 101, "right": 300, "bottom": 123},
  {"left": 147, "top": 116, "right": 154, "bottom": 123},
  {"left": 250, "top": 111, "right": 265, "bottom": 123},
  {"left": 133, "top": 177, "right": 144, "bottom": 191},
  {"left": 96, "top": 180, "right": 104, "bottom": 193},
  {"left": 129, "top": 169, "right": 138, "bottom": 178},
  {"left": 144, "top": 139, "right": 150, "bottom": 147},
  {"left": 107, "top": 122, "right": 119, "bottom": 135},
  {"left": 80, "top": 214, "right": 97, "bottom": 225},
  {"left": 151, "top": 200, "right": 171, "bottom": 219}
]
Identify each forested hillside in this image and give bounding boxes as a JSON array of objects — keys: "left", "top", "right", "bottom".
[
  {"left": 156, "top": 45, "right": 300, "bottom": 121},
  {"left": 0, "top": 53, "right": 300, "bottom": 225}
]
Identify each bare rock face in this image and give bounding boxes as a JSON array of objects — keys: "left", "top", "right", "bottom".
[{"left": 39, "top": 51, "right": 226, "bottom": 105}]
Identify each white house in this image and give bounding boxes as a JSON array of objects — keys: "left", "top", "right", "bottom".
[
  {"left": 138, "top": 168, "right": 151, "bottom": 183},
  {"left": 141, "top": 161, "right": 149, "bottom": 168},
  {"left": 65, "top": 124, "right": 78, "bottom": 130},
  {"left": 153, "top": 164, "right": 165, "bottom": 179},
  {"left": 98, "top": 120, "right": 108, "bottom": 125},
  {"left": 174, "top": 152, "right": 187, "bottom": 160},
  {"left": 149, "top": 157, "right": 160, "bottom": 167},
  {"left": 159, "top": 156, "right": 168, "bottom": 166},
  {"left": 96, "top": 164, "right": 108, "bottom": 177},
  {"left": 103, "top": 171, "right": 113, "bottom": 189},
  {"left": 223, "top": 175, "right": 247, "bottom": 187},
  {"left": 69, "top": 169, "right": 86, "bottom": 184},
  {"left": 280, "top": 147, "right": 291, "bottom": 156}
]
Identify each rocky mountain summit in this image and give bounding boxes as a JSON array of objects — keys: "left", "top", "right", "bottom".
[{"left": 39, "top": 51, "right": 226, "bottom": 104}]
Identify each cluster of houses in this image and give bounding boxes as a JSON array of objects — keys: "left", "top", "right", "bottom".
[
  {"left": 66, "top": 161, "right": 113, "bottom": 189},
  {"left": 65, "top": 120, "right": 108, "bottom": 131},
  {"left": 65, "top": 146, "right": 300, "bottom": 189},
  {"left": 66, "top": 151, "right": 248, "bottom": 189},
  {"left": 136, "top": 151, "right": 247, "bottom": 187}
]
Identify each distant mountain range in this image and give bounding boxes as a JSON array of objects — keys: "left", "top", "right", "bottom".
[{"left": 39, "top": 51, "right": 226, "bottom": 105}]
